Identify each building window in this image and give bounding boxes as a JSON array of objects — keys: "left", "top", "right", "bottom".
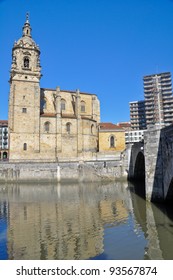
[
  {"left": 81, "top": 101, "right": 86, "bottom": 112},
  {"left": 3, "top": 152, "right": 7, "bottom": 159},
  {"left": 91, "top": 124, "right": 94, "bottom": 134},
  {"left": 24, "top": 57, "right": 29, "bottom": 68},
  {"left": 44, "top": 121, "right": 50, "bottom": 132},
  {"left": 66, "top": 122, "right": 71, "bottom": 134},
  {"left": 61, "top": 99, "right": 66, "bottom": 111},
  {"left": 110, "top": 136, "right": 115, "bottom": 148},
  {"left": 22, "top": 108, "right": 27, "bottom": 113},
  {"left": 23, "top": 143, "right": 27, "bottom": 151},
  {"left": 41, "top": 98, "right": 47, "bottom": 110}
]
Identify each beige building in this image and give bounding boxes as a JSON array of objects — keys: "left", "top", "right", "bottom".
[
  {"left": 99, "top": 123, "right": 126, "bottom": 152},
  {"left": 8, "top": 16, "right": 100, "bottom": 162}
]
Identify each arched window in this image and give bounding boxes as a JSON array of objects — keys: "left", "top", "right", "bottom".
[
  {"left": 81, "top": 101, "right": 86, "bottom": 112},
  {"left": 110, "top": 136, "right": 115, "bottom": 148},
  {"left": 91, "top": 124, "right": 94, "bottom": 134},
  {"left": 66, "top": 122, "right": 71, "bottom": 134},
  {"left": 41, "top": 98, "right": 47, "bottom": 110},
  {"left": 23, "top": 143, "right": 27, "bottom": 151},
  {"left": 3, "top": 152, "right": 7, "bottom": 159},
  {"left": 61, "top": 99, "right": 66, "bottom": 111},
  {"left": 44, "top": 121, "right": 50, "bottom": 132},
  {"left": 24, "top": 57, "right": 29, "bottom": 68}
]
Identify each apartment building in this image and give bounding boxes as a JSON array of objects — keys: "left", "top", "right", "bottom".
[
  {"left": 125, "top": 129, "right": 145, "bottom": 144},
  {"left": 144, "top": 72, "right": 173, "bottom": 127},
  {"left": 129, "top": 100, "right": 146, "bottom": 130},
  {"left": 0, "top": 120, "right": 8, "bottom": 160}
]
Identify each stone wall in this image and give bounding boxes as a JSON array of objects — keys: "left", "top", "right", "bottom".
[
  {"left": 0, "top": 160, "right": 128, "bottom": 183},
  {"left": 144, "top": 125, "right": 163, "bottom": 201}
]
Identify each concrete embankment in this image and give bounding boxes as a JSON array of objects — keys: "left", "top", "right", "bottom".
[{"left": 0, "top": 160, "right": 128, "bottom": 183}]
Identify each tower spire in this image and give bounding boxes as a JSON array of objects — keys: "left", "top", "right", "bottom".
[{"left": 23, "top": 12, "right": 32, "bottom": 37}]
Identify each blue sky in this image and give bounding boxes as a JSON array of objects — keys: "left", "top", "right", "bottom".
[{"left": 0, "top": 0, "right": 173, "bottom": 123}]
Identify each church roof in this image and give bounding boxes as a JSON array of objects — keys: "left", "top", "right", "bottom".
[
  {"left": 99, "top": 122, "right": 125, "bottom": 131},
  {"left": 41, "top": 88, "right": 97, "bottom": 96}
]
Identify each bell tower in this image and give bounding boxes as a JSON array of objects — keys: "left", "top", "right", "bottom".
[{"left": 9, "top": 14, "right": 42, "bottom": 161}]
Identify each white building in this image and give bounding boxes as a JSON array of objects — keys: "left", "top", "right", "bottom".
[
  {"left": 0, "top": 120, "right": 8, "bottom": 160},
  {"left": 125, "top": 129, "right": 145, "bottom": 144}
]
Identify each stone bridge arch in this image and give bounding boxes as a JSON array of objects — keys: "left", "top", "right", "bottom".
[
  {"left": 128, "top": 124, "right": 173, "bottom": 202},
  {"left": 127, "top": 142, "right": 145, "bottom": 197},
  {"left": 128, "top": 142, "right": 145, "bottom": 181},
  {"left": 134, "top": 151, "right": 145, "bottom": 181}
]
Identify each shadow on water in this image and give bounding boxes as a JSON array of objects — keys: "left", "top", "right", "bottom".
[
  {"left": 128, "top": 181, "right": 147, "bottom": 234},
  {"left": 128, "top": 180, "right": 173, "bottom": 260},
  {"left": 128, "top": 180, "right": 146, "bottom": 199},
  {"left": 149, "top": 202, "right": 173, "bottom": 260}
]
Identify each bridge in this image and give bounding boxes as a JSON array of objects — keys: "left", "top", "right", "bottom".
[{"left": 127, "top": 124, "right": 173, "bottom": 202}]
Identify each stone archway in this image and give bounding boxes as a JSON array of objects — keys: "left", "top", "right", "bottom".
[
  {"left": 134, "top": 151, "right": 145, "bottom": 180},
  {"left": 133, "top": 151, "right": 146, "bottom": 197}
]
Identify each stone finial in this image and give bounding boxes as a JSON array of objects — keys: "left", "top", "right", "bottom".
[
  {"left": 76, "top": 89, "right": 80, "bottom": 96},
  {"left": 56, "top": 86, "right": 60, "bottom": 95},
  {"left": 26, "top": 12, "right": 29, "bottom": 23}
]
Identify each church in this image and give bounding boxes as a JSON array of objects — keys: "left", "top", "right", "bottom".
[
  {"left": 8, "top": 15, "right": 126, "bottom": 162},
  {"left": 8, "top": 15, "right": 101, "bottom": 162}
]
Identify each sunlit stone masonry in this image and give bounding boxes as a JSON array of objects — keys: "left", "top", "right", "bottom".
[{"left": 8, "top": 15, "right": 100, "bottom": 162}]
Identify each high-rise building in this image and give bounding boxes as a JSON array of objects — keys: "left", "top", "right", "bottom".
[
  {"left": 129, "top": 100, "right": 146, "bottom": 130},
  {"left": 143, "top": 72, "right": 173, "bottom": 127},
  {"left": 0, "top": 120, "right": 8, "bottom": 160}
]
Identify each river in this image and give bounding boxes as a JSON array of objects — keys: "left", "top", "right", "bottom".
[{"left": 0, "top": 181, "right": 173, "bottom": 260}]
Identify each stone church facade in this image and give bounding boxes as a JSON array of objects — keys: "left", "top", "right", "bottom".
[{"left": 8, "top": 16, "right": 100, "bottom": 162}]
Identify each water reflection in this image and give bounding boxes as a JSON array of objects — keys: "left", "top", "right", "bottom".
[{"left": 0, "top": 181, "right": 173, "bottom": 260}]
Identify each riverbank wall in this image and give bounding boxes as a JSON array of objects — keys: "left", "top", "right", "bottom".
[{"left": 0, "top": 159, "right": 128, "bottom": 183}]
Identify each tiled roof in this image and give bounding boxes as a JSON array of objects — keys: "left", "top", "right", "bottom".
[
  {"left": 0, "top": 120, "right": 8, "bottom": 125},
  {"left": 40, "top": 113, "right": 56, "bottom": 117},
  {"left": 99, "top": 122, "right": 124, "bottom": 131},
  {"left": 62, "top": 114, "right": 76, "bottom": 119},
  {"left": 41, "top": 88, "right": 96, "bottom": 96},
  {"left": 81, "top": 116, "right": 97, "bottom": 122},
  {"left": 117, "top": 122, "right": 131, "bottom": 128}
]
